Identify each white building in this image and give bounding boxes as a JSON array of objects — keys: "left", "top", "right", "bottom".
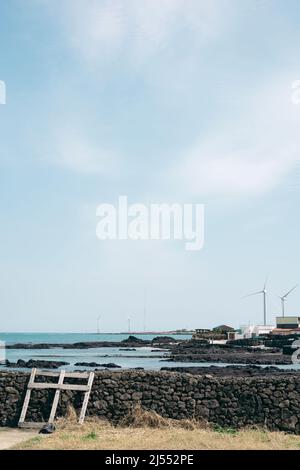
[{"left": 239, "top": 324, "right": 274, "bottom": 338}]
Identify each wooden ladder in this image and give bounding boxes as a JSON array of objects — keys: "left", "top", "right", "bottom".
[{"left": 18, "top": 368, "right": 95, "bottom": 429}]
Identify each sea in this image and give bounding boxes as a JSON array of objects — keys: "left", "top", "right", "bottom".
[
  {"left": 1, "top": 332, "right": 299, "bottom": 371},
  {"left": 0, "top": 332, "right": 195, "bottom": 371}
]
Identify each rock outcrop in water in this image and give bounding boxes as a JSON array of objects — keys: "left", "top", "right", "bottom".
[
  {"left": 75, "top": 362, "right": 121, "bottom": 368},
  {"left": 121, "top": 336, "right": 148, "bottom": 344},
  {"left": 5, "top": 359, "right": 69, "bottom": 369},
  {"left": 166, "top": 341, "right": 292, "bottom": 365},
  {"left": 151, "top": 336, "right": 177, "bottom": 344},
  {"left": 4, "top": 335, "right": 297, "bottom": 367},
  {"left": 6, "top": 336, "right": 175, "bottom": 350}
]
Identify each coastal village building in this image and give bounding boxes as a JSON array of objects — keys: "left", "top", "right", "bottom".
[
  {"left": 271, "top": 328, "right": 300, "bottom": 336},
  {"left": 192, "top": 329, "right": 226, "bottom": 341},
  {"left": 228, "top": 325, "right": 274, "bottom": 340},
  {"left": 194, "top": 324, "right": 275, "bottom": 341},
  {"left": 276, "top": 316, "right": 300, "bottom": 330},
  {"left": 212, "top": 325, "right": 235, "bottom": 334},
  {"left": 193, "top": 325, "right": 235, "bottom": 342},
  {"left": 240, "top": 325, "right": 274, "bottom": 337}
]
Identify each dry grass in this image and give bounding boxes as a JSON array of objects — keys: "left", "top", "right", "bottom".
[
  {"left": 13, "top": 407, "right": 300, "bottom": 451},
  {"left": 120, "top": 405, "right": 209, "bottom": 430}
]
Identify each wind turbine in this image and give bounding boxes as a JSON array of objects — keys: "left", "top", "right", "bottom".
[
  {"left": 243, "top": 278, "right": 268, "bottom": 326},
  {"left": 279, "top": 285, "right": 298, "bottom": 317}
]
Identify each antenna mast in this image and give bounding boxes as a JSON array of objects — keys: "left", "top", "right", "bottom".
[
  {"left": 143, "top": 289, "right": 146, "bottom": 332},
  {"left": 97, "top": 315, "right": 101, "bottom": 334}
]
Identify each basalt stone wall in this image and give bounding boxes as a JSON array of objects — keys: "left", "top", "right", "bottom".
[{"left": 1, "top": 370, "right": 300, "bottom": 433}]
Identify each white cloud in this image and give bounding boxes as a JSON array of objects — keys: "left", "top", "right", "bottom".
[
  {"left": 64, "top": 0, "right": 125, "bottom": 62},
  {"left": 44, "top": 126, "right": 117, "bottom": 175},
  {"left": 172, "top": 77, "right": 300, "bottom": 196},
  {"left": 59, "top": 0, "right": 231, "bottom": 64},
  {"left": 177, "top": 149, "right": 292, "bottom": 196},
  {"left": 130, "top": 0, "right": 226, "bottom": 58},
  {"left": 31, "top": 1, "right": 300, "bottom": 196}
]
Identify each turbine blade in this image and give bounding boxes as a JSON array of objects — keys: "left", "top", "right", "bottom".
[
  {"left": 264, "top": 275, "right": 269, "bottom": 290},
  {"left": 283, "top": 284, "right": 298, "bottom": 299},
  {"left": 242, "top": 290, "right": 263, "bottom": 299}
]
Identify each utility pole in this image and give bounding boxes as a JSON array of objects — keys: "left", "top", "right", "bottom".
[
  {"left": 143, "top": 289, "right": 146, "bottom": 333},
  {"left": 128, "top": 317, "right": 131, "bottom": 333}
]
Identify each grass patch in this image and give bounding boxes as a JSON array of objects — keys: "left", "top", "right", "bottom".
[
  {"left": 82, "top": 431, "right": 98, "bottom": 441},
  {"left": 214, "top": 425, "right": 238, "bottom": 436},
  {"left": 27, "top": 436, "right": 43, "bottom": 445},
  {"left": 10, "top": 406, "right": 300, "bottom": 451}
]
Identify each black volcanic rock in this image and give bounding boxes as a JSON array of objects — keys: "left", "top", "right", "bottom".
[
  {"left": 75, "top": 362, "right": 101, "bottom": 367},
  {"left": 167, "top": 339, "right": 292, "bottom": 365},
  {"left": 2, "top": 369, "right": 300, "bottom": 433},
  {"left": 75, "top": 362, "right": 121, "bottom": 368},
  {"left": 163, "top": 352, "right": 292, "bottom": 365},
  {"left": 6, "top": 339, "right": 152, "bottom": 349},
  {"left": 6, "top": 343, "right": 63, "bottom": 349},
  {"left": 151, "top": 336, "right": 176, "bottom": 344},
  {"left": 121, "top": 336, "right": 148, "bottom": 344},
  {"left": 99, "top": 363, "right": 122, "bottom": 368},
  {"left": 160, "top": 365, "right": 297, "bottom": 377},
  {"left": 5, "top": 359, "right": 69, "bottom": 369}
]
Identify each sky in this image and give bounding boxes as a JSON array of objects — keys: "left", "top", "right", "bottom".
[{"left": 1, "top": 0, "right": 300, "bottom": 333}]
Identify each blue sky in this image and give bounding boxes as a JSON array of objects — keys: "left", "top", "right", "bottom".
[{"left": 1, "top": 0, "right": 300, "bottom": 332}]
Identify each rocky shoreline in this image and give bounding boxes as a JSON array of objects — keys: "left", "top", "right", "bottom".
[
  {"left": 74, "top": 362, "right": 121, "bottom": 368},
  {"left": 163, "top": 353, "right": 292, "bottom": 365},
  {"left": 5, "top": 335, "right": 176, "bottom": 350},
  {"left": 3, "top": 336, "right": 297, "bottom": 369},
  {"left": 165, "top": 341, "right": 293, "bottom": 365},
  {"left": 5, "top": 359, "right": 70, "bottom": 369}
]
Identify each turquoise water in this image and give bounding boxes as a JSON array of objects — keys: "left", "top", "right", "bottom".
[
  {"left": 0, "top": 332, "right": 192, "bottom": 345},
  {"left": 1, "top": 333, "right": 300, "bottom": 371},
  {"left": 0, "top": 332, "right": 192, "bottom": 371}
]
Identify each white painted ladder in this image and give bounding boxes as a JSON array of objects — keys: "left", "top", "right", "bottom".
[{"left": 18, "top": 368, "right": 95, "bottom": 429}]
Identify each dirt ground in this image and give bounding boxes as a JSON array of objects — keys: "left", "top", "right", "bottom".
[{"left": 0, "top": 428, "right": 38, "bottom": 450}]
